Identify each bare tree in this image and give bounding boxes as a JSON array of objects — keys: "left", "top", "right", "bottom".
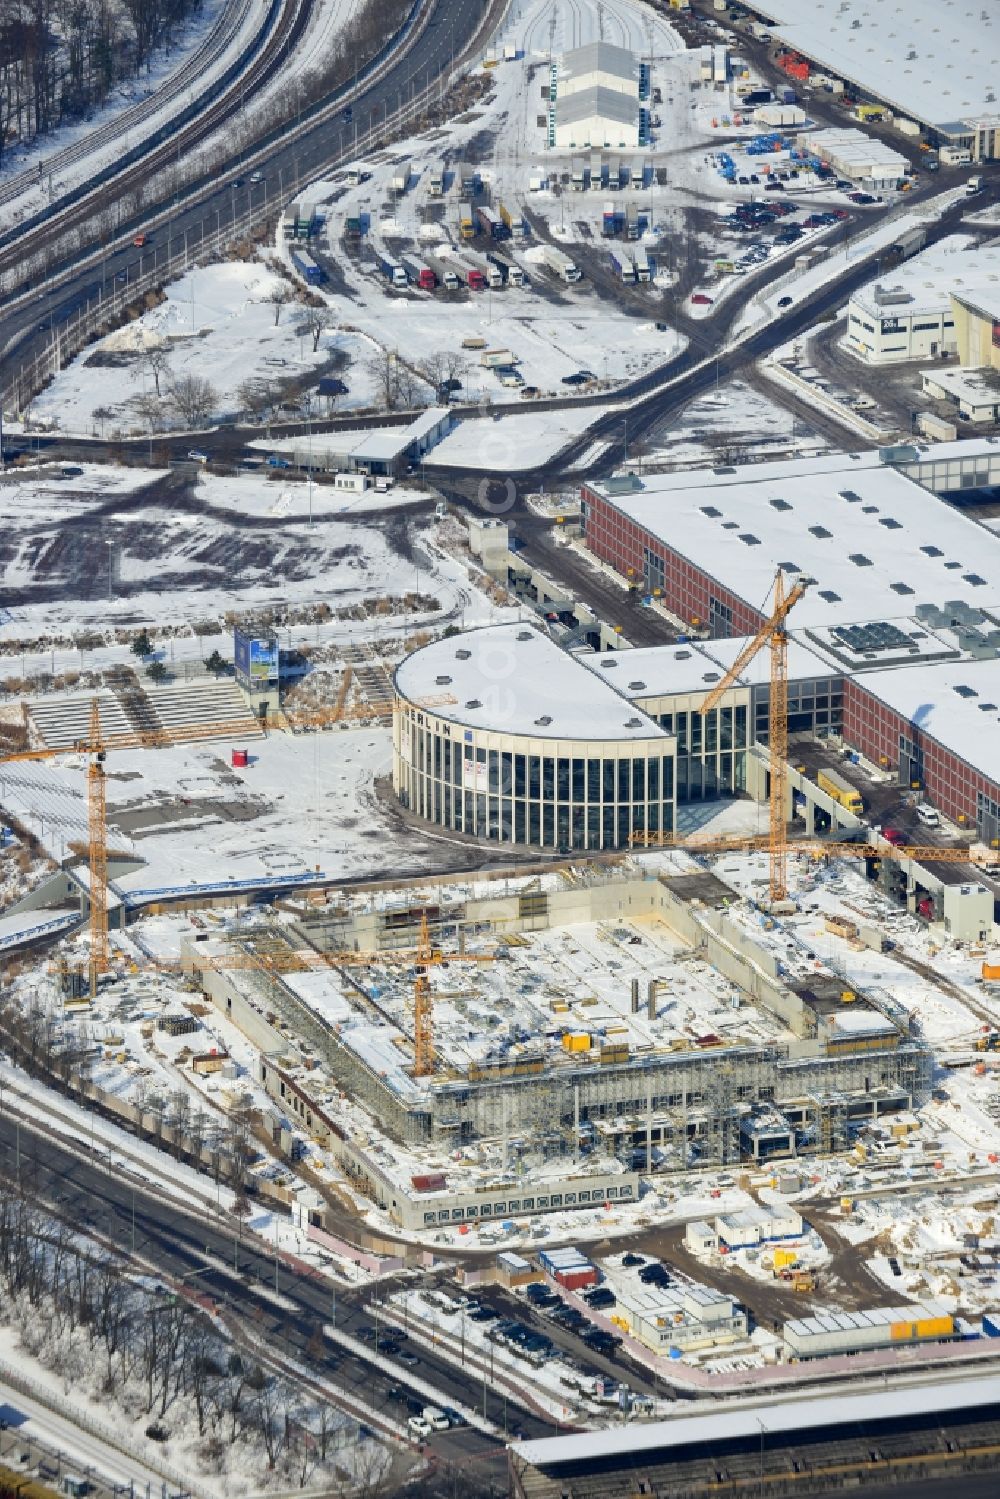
[
  {"left": 168, "top": 374, "right": 218, "bottom": 426},
  {"left": 237, "top": 378, "right": 280, "bottom": 420},
  {"left": 268, "top": 285, "right": 294, "bottom": 326},
  {"left": 143, "top": 347, "right": 170, "bottom": 397},
  {"left": 299, "top": 306, "right": 333, "bottom": 352}
]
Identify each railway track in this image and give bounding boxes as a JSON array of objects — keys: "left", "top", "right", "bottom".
[
  {"left": 0, "top": 0, "right": 266, "bottom": 217},
  {"left": 0, "top": 0, "right": 310, "bottom": 283}
]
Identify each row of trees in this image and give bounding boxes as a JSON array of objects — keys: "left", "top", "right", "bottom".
[
  {"left": 0, "top": 0, "right": 209, "bottom": 168},
  {"left": 0, "top": 1189, "right": 365, "bottom": 1487}
]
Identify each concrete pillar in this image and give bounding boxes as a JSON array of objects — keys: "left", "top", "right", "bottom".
[
  {"left": 803, "top": 796, "right": 817, "bottom": 835},
  {"left": 631, "top": 978, "right": 640, "bottom": 1014},
  {"left": 648, "top": 980, "right": 657, "bottom": 1020}
]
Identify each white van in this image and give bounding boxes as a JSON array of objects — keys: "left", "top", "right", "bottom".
[{"left": 916, "top": 803, "right": 940, "bottom": 827}]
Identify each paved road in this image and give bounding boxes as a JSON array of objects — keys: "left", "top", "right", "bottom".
[
  {"left": 0, "top": 0, "right": 499, "bottom": 389},
  {"left": 0, "top": 1114, "right": 553, "bottom": 1492}
]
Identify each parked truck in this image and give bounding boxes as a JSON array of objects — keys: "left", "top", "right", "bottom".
[
  {"left": 290, "top": 248, "right": 324, "bottom": 284},
  {"left": 486, "top": 251, "right": 511, "bottom": 285},
  {"left": 429, "top": 168, "right": 444, "bottom": 196},
  {"left": 464, "top": 264, "right": 486, "bottom": 290},
  {"left": 602, "top": 200, "right": 619, "bottom": 237},
  {"left": 887, "top": 225, "right": 927, "bottom": 260},
  {"left": 625, "top": 201, "right": 640, "bottom": 240},
  {"left": 967, "top": 174, "right": 985, "bottom": 195},
  {"left": 633, "top": 245, "right": 651, "bottom": 282},
  {"left": 498, "top": 201, "right": 528, "bottom": 238},
  {"left": 541, "top": 244, "right": 581, "bottom": 283},
  {"left": 427, "top": 257, "right": 460, "bottom": 290},
  {"left": 816, "top": 767, "right": 864, "bottom": 815},
  {"left": 480, "top": 347, "right": 514, "bottom": 368},
  {"left": 476, "top": 205, "right": 507, "bottom": 239},
  {"left": 609, "top": 247, "right": 636, "bottom": 283},
  {"left": 458, "top": 202, "right": 474, "bottom": 239},
  {"left": 391, "top": 160, "right": 411, "bottom": 194},
  {"left": 377, "top": 250, "right": 408, "bottom": 288},
  {"left": 402, "top": 256, "right": 436, "bottom": 291}
]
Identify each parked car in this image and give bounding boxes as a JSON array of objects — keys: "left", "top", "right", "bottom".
[
  {"left": 883, "top": 828, "right": 906, "bottom": 846},
  {"left": 187, "top": 450, "right": 209, "bottom": 463},
  {"left": 407, "top": 1415, "right": 432, "bottom": 1438},
  {"left": 778, "top": 295, "right": 793, "bottom": 307},
  {"left": 691, "top": 293, "right": 713, "bottom": 305}
]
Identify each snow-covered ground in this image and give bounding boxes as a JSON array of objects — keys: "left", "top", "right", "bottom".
[{"left": 430, "top": 402, "right": 617, "bottom": 470}]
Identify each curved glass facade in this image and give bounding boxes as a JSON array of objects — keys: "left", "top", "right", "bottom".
[{"left": 394, "top": 705, "right": 675, "bottom": 851}]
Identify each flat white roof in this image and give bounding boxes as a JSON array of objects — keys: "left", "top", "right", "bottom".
[
  {"left": 924, "top": 364, "right": 1000, "bottom": 409},
  {"left": 557, "top": 87, "right": 639, "bottom": 129},
  {"left": 748, "top": 0, "right": 1000, "bottom": 132},
  {"left": 953, "top": 284, "right": 1000, "bottom": 323},
  {"left": 587, "top": 454, "right": 1000, "bottom": 632},
  {"left": 851, "top": 235, "right": 993, "bottom": 321},
  {"left": 394, "top": 624, "right": 668, "bottom": 742},
  {"left": 348, "top": 407, "right": 449, "bottom": 462},
  {"left": 513, "top": 1373, "right": 1000, "bottom": 1469},
  {"left": 804, "top": 126, "right": 909, "bottom": 174},
  {"left": 858, "top": 656, "right": 1000, "bottom": 786},
  {"left": 580, "top": 635, "right": 837, "bottom": 699},
  {"left": 561, "top": 40, "right": 636, "bottom": 85}
]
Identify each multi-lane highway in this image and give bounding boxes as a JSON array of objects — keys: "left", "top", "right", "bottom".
[
  {"left": 0, "top": 0, "right": 505, "bottom": 399},
  {"left": 0, "top": 1113, "right": 550, "bottom": 1493}
]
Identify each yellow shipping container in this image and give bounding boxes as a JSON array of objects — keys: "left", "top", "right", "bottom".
[
  {"left": 562, "top": 1032, "right": 590, "bottom": 1052},
  {"left": 916, "top": 1315, "right": 953, "bottom": 1338},
  {"left": 840, "top": 1197, "right": 853, "bottom": 1214},
  {"left": 890, "top": 1321, "right": 915, "bottom": 1341},
  {"left": 774, "top": 1248, "right": 798, "bottom": 1269}
]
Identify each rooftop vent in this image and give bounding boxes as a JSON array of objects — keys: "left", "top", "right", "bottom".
[
  {"left": 954, "top": 684, "right": 978, "bottom": 699},
  {"left": 879, "top": 517, "right": 903, "bottom": 530},
  {"left": 944, "top": 561, "right": 962, "bottom": 570},
  {"left": 624, "top": 717, "right": 644, "bottom": 728},
  {"left": 839, "top": 489, "right": 862, "bottom": 502},
  {"left": 700, "top": 505, "right": 723, "bottom": 518},
  {"left": 455, "top": 648, "right": 471, "bottom": 660},
  {"left": 769, "top": 498, "right": 793, "bottom": 511},
  {"left": 779, "top": 561, "right": 801, "bottom": 573},
  {"left": 739, "top": 533, "right": 761, "bottom": 546},
  {"left": 920, "top": 544, "right": 944, "bottom": 557},
  {"left": 979, "top": 702, "right": 998, "bottom": 712},
  {"left": 849, "top": 553, "right": 873, "bottom": 567},
  {"left": 861, "top": 505, "right": 879, "bottom": 514},
  {"left": 819, "top": 589, "right": 842, "bottom": 603},
  {"left": 722, "top": 521, "right": 739, "bottom": 530},
  {"left": 713, "top": 466, "right": 737, "bottom": 475},
  {"left": 964, "top": 573, "right": 987, "bottom": 587},
  {"left": 516, "top": 630, "right": 533, "bottom": 641},
  {"left": 535, "top": 714, "right": 553, "bottom": 726},
  {"left": 465, "top": 698, "right": 482, "bottom": 709},
  {"left": 674, "top": 650, "right": 692, "bottom": 660},
  {"left": 629, "top": 680, "right": 647, "bottom": 690},
  {"left": 601, "top": 657, "right": 618, "bottom": 668},
  {"left": 809, "top": 525, "right": 833, "bottom": 539},
  {"left": 702, "top": 672, "right": 720, "bottom": 683},
  {"left": 435, "top": 675, "right": 453, "bottom": 686},
  {"left": 890, "top": 582, "right": 915, "bottom": 595}
]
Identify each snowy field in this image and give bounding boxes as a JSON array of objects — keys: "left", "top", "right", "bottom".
[
  {"left": 430, "top": 402, "right": 617, "bottom": 470},
  {"left": 638, "top": 379, "right": 831, "bottom": 471},
  {"left": 27, "top": 262, "right": 358, "bottom": 437},
  {"left": 0, "top": 463, "right": 494, "bottom": 643}
]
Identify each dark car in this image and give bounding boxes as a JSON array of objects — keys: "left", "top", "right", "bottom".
[
  {"left": 343, "top": 106, "right": 353, "bottom": 122},
  {"left": 778, "top": 295, "right": 793, "bottom": 307},
  {"left": 622, "top": 1253, "right": 645, "bottom": 1267},
  {"left": 561, "top": 372, "right": 587, "bottom": 385}
]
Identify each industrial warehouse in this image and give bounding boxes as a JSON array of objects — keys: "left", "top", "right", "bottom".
[
  {"left": 581, "top": 442, "right": 1000, "bottom": 846},
  {"left": 551, "top": 41, "right": 642, "bottom": 149},
  {"left": 739, "top": 0, "right": 1000, "bottom": 160}
]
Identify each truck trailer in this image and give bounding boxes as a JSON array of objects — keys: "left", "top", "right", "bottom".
[
  {"left": 391, "top": 161, "right": 411, "bottom": 194},
  {"left": 609, "top": 247, "right": 636, "bottom": 283},
  {"left": 816, "top": 768, "right": 863, "bottom": 815},
  {"left": 541, "top": 244, "right": 581, "bottom": 283},
  {"left": 376, "top": 250, "right": 408, "bottom": 288},
  {"left": 476, "top": 205, "right": 507, "bottom": 239},
  {"left": 458, "top": 203, "right": 474, "bottom": 239},
  {"left": 291, "top": 249, "right": 324, "bottom": 284},
  {"left": 633, "top": 245, "right": 651, "bottom": 282},
  {"left": 402, "top": 257, "right": 436, "bottom": 291}
]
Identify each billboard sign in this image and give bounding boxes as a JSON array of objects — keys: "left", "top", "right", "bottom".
[{"left": 234, "top": 628, "right": 279, "bottom": 683}]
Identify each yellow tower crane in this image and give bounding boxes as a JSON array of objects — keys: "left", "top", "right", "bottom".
[{"left": 699, "top": 568, "right": 808, "bottom": 904}]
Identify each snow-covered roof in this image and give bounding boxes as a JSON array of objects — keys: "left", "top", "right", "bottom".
[
  {"left": 856, "top": 656, "right": 1000, "bottom": 786},
  {"left": 924, "top": 365, "right": 1000, "bottom": 410},
  {"left": 850, "top": 236, "right": 999, "bottom": 322},
  {"left": 580, "top": 636, "right": 837, "bottom": 700},
  {"left": 561, "top": 41, "right": 636, "bottom": 86},
  {"left": 347, "top": 407, "right": 450, "bottom": 463},
  {"left": 556, "top": 87, "right": 639, "bottom": 130},
  {"left": 803, "top": 127, "right": 909, "bottom": 175},
  {"left": 748, "top": 0, "right": 1000, "bottom": 132},
  {"left": 513, "top": 1373, "right": 1000, "bottom": 1469},
  {"left": 586, "top": 454, "right": 1000, "bottom": 632},
  {"left": 953, "top": 282, "right": 1000, "bottom": 323},
  {"left": 394, "top": 624, "right": 668, "bottom": 742}
]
